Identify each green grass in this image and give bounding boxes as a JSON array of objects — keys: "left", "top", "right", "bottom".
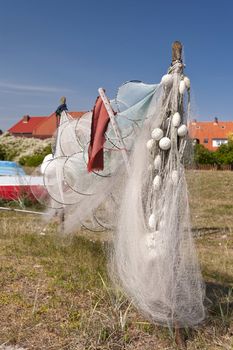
[{"left": 0, "top": 171, "right": 233, "bottom": 349}]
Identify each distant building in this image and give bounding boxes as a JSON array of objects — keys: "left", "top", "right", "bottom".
[
  {"left": 8, "top": 111, "right": 87, "bottom": 139},
  {"left": 189, "top": 118, "right": 233, "bottom": 151}
]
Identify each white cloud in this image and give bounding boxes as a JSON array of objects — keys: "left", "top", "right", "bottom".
[{"left": 0, "top": 81, "right": 74, "bottom": 94}]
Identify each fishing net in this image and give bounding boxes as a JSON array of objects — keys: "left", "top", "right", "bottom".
[
  {"left": 30, "top": 81, "right": 160, "bottom": 231},
  {"left": 29, "top": 61, "right": 205, "bottom": 328},
  {"left": 110, "top": 64, "right": 205, "bottom": 328}
]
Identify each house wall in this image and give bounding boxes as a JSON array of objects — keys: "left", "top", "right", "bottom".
[
  {"left": 189, "top": 120, "right": 233, "bottom": 151},
  {"left": 11, "top": 133, "right": 33, "bottom": 138}
]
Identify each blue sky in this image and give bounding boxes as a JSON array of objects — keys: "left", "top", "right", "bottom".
[{"left": 0, "top": 0, "right": 232, "bottom": 130}]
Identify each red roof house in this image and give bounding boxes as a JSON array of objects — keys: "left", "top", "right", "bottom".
[
  {"left": 8, "top": 115, "right": 47, "bottom": 137},
  {"left": 8, "top": 111, "right": 87, "bottom": 139},
  {"left": 189, "top": 118, "right": 233, "bottom": 151}
]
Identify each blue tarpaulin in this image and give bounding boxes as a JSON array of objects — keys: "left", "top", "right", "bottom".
[{"left": 0, "top": 161, "right": 26, "bottom": 176}]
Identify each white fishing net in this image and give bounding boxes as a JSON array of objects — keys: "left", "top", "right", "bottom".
[
  {"left": 31, "top": 81, "right": 160, "bottom": 232},
  {"left": 30, "top": 61, "right": 205, "bottom": 328},
  {"left": 111, "top": 64, "right": 205, "bottom": 328}
]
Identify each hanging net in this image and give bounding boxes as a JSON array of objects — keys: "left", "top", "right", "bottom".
[{"left": 29, "top": 62, "right": 205, "bottom": 328}]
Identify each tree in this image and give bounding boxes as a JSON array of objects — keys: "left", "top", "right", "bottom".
[{"left": 194, "top": 144, "right": 216, "bottom": 165}]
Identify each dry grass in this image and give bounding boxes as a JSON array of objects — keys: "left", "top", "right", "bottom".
[
  {"left": 187, "top": 170, "right": 233, "bottom": 232},
  {"left": 0, "top": 170, "right": 232, "bottom": 349}
]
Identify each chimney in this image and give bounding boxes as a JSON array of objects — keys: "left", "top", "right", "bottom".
[
  {"left": 23, "top": 115, "right": 30, "bottom": 123},
  {"left": 214, "top": 117, "right": 218, "bottom": 124}
]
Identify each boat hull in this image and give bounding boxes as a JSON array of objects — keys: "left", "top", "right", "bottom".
[{"left": 0, "top": 176, "right": 44, "bottom": 201}]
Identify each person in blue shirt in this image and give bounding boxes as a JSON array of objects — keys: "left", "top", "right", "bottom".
[
  {"left": 53, "top": 96, "right": 68, "bottom": 155},
  {"left": 55, "top": 96, "right": 68, "bottom": 128}
]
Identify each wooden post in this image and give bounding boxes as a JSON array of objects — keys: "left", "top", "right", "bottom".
[
  {"left": 172, "top": 40, "right": 187, "bottom": 350},
  {"left": 175, "top": 324, "right": 186, "bottom": 349},
  {"left": 172, "top": 41, "right": 183, "bottom": 64}
]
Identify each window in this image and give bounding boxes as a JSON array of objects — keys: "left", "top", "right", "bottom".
[
  {"left": 212, "top": 139, "right": 228, "bottom": 147},
  {"left": 204, "top": 138, "right": 208, "bottom": 143}
]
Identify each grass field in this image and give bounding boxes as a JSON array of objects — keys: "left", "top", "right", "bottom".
[{"left": 0, "top": 171, "right": 232, "bottom": 350}]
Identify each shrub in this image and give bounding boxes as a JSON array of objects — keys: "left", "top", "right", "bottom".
[
  {"left": 194, "top": 144, "right": 216, "bottom": 165},
  {"left": 19, "top": 144, "right": 52, "bottom": 166},
  {"left": 0, "top": 144, "right": 6, "bottom": 160},
  {"left": 194, "top": 139, "right": 233, "bottom": 168},
  {"left": 215, "top": 140, "right": 233, "bottom": 165},
  {"left": 19, "top": 154, "right": 45, "bottom": 166},
  {"left": 0, "top": 133, "right": 53, "bottom": 166}
]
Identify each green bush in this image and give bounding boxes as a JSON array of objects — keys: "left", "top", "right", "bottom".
[
  {"left": 194, "top": 140, "right": 233, "bottom": 167},
  {"left": 19, "top": 154, "right": 45, "bottom": 167},
  {"left": 215, "top": 141, "right": 233, "bottom": 165},
  {"left": 194, "top": 144, "right": 216, "bottom": 165},
  {"left": 0, "top": 144, "right": 6, "bottom": 160},
  {"left": 19, "top": 144, "right": 52, "bottom": 167}
]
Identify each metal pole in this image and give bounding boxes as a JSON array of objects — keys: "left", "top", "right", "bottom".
[{"left": 98, "top": 88, "right": 131, "bottom": 174}]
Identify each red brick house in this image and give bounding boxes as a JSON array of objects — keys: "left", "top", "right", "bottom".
[
  {"left": 8, "top": 111, "right": 86, "bottom": 139},
  {"left": 189, "top": 118, "right": 233, "bottom": 151}
]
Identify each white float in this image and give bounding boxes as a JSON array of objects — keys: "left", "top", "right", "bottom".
[
  {"left": 159, "top": 137, "right": 171, "bottom": 150},
  {"left": 172, "top": 112, "right": 181, "bottom": 127},
  {"left": 154, "top": 155, "right": 162, "bottom": 170},
  {"left": 184, "top": 76, "right": 191, "bottom": 89},
  {"left": 148, "top": 214, "right": 156, "bottom": 229},
  {"left": 177, "top": 124, "right": 188, "bottom": 137},
  {"left": 153, "top": 175, "right": 161, "bottom": 190},
  {"left": 146, "top": 139, "right": 155, "bottom": 150},
  {"left": 179, "top": 80, "right": 186, "bottom": 95},
  {"left": 151, "top": 128, "right": 163, "bottom": 140}
]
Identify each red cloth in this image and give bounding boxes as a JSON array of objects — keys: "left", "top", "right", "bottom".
[{"left": 87, "top": 96, "right": 110, "bottom": 172}]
